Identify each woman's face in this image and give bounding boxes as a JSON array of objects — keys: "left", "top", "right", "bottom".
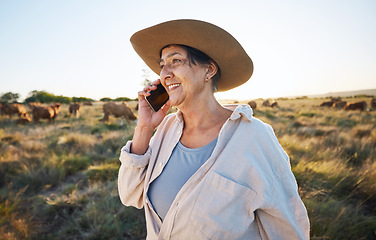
[{"left": 159, "top": 45, "right": 208, "bottom": 108}]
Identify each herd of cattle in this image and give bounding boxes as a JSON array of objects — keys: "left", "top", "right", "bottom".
[
  {"left": 0, "top": 102, "right": 62, "bottom": 124},
  {"left": 246, "top": 98, "right": 376, "bottom": 112},
  {"left": 318, "top": 97, "right": 376, "bottom": 111},
  {"left": 1, "top": 97, "right": 375, "bottom": 124},
  {"left": 0, "top": 102, "right": 137, "bottom": 124},
  {"left": 247, "top": 99, "right": 278, "bottom": 110}
]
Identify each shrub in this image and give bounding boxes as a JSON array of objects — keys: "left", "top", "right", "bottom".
[
  {"left": 336, "top": 118, "right": 357, "bottom": 128},
  {"left": 306, "top": 197, "right": 376, "bottom": 239},
  {"left": 13, "top": 163, "right": 65, "bottom": 193},
  {"left": 61, "top": 156, "right": 91, "bottom": 176},
  {"left": 340, "top": 141, "right": 373, "bottom": 167},
  {"left": 0, "top": 186, "right": 30, "bottom": 239},
  {"left": 86, "top": 163, "right": 119, "bottom": 182},
  {"left": 55, "top": 133, "right": 97, "bottom": 154},
  {"left": 300, "top": 112, "right": 316, "bottom": 118}
]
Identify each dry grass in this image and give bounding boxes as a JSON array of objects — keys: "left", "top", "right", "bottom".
[{"left": 1, "top": 98, "right": 375, "bottom": 239}]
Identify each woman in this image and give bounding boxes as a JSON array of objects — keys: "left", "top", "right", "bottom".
[{"left": 118, "top": 19, "right": 310, "bottom": 239}]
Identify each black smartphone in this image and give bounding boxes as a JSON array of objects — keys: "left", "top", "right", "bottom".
[{"left": 145, "top": 83, "right": 169, "bottom": 112}]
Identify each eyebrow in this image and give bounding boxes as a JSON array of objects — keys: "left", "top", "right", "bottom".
[{"left": 158, "top": 52, "right": 182, "bottom": 64}]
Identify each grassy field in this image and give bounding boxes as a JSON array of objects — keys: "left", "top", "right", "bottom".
[{"left": 0, "top": 97, "right": 375, "bottom": 239}]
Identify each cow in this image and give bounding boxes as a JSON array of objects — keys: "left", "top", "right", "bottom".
[
  {"left": 320, "top": 101, "right": 335, "bottom": 107},
  {"left": 102, "top": 102, "right": 137, "bottom": 123},
  {"left": 0, "top": 103, "right": 28, "bottom": 119},
  {"left": 344, "top": 101, "right": 367, "bottom": 111},
  {"left": 83, "top": 102, "right": 93, "bottom": 106},
  {"left": 320, "top": 97, "right": 343, "bottom": 108},
  {"left": 247, "top": 101, "right": 257, "bottom": 110},
  {"left": 15, "top": 113, "right": 32, "bottom": 124},
  {"left": 32, "top": 103, "right": 62, "bottom": 123},
  {"left": 69, "top": 103, "right": 81, "bottom": 117},
  {"left": 262, "top": 100, "right": 271, "bottom": 107},
  {"left": 50, "top": 103, "right": 62, "bottom": 118},
  {"left": 333, "top": 100, "right": 347, "bottom": 109},
  {"left": 271, "top": 101, "right": 278, "bottom": 108},
  {"left": 371, "top": 98, "right": 376, "bottom": 109}
]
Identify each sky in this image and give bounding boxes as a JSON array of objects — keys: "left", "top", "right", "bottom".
[{"left": 1, "top": 0, "right": 375, "bottom": 101}]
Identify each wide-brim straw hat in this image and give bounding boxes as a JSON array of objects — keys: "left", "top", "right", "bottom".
[{"left": 130, "top": 19, "right": 253, "bottom": 92}]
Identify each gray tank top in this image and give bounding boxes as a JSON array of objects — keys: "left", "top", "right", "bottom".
[{"left": 148, "top": 137, "right": 218, "bottom": 221}]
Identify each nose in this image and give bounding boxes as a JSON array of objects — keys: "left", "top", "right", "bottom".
[{"left": 160, "top": 65, "right": 173, "bottom": 84}]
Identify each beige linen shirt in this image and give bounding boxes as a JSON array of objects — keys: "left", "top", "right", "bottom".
[{"left": 118, "top": 105, "right": 310, "bottom": 240}]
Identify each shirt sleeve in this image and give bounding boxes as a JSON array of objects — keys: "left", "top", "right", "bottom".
[
  {"left": 255, "top": 175, "right": 310, "bottom": 239},
  {"left": 118, "top": 140, "right": 152, "bottom": 209},
  {"left": 256, "top": 124, "right": 310, "bottom": 239}
]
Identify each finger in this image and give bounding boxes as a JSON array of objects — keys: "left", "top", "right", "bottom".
[
  {"left": 151, "top": 79, "right": 161, "bottom": 86},
  {"left": 160, "top": 100, "right": 171, "bottom": 114},
  {"left": 144, "top": 84, "right": 157, "bottom": 93},
  {"left": 138, "top": 90, "right": 149, "bottom": 100}
]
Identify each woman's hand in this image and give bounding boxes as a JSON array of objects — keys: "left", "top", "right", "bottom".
[
  {"left": 130, "top": 80, "right": 171, "bottom": 155},
  {"left": 137, "top": 79, "right": 171, "bottom": 130}
]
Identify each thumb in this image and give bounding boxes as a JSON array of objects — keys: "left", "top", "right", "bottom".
[{"left": 160, "top": 100, "right": 171, "bottom": 115}]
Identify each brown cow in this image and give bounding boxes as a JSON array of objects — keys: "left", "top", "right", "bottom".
[
  {"left": 32, "top": 103, "right": 62, "bottom": 123},
  {"left": 344, "top": 101, "right": 367, "bottom": 111},
  {"left": 103, "top": 102, "right": 137, "bottom": 122},
  {"left": 50, "top": 103, "right": 61, "bottom": 119},
  {"left": 0, "top": 103, "right": 28, "bottom": 119},
  {"left": 262, "top": 100, "right": 271, "bottom": 107},
  {"left": 247, "top": 101, "right": 257, "bottom": 110},
  {"left": 333, "top": 100, "right": 347, "bottom": 109},
  {"left": 16, "top": 113, "right": 32, "bottom": 124},
  {"left": 371, "top": 98, "right": 376, "bottom": 109},
  {"left": 83, "top": 102, "right": 93, "bottom": 106},
  {"left": 69, "top": 103, "right": 80, "bottom": 117},
  {"left": 271, "top": 101, "right": 278, "bottom": 108},
  {"left": 320, "top": 97, "right": 343, "bottom": 108},
  {"left": 319, "top": 101, "right": 335, "bottom": 107}
]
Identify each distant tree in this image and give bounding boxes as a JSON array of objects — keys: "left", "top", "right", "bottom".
[
  {"left": 114, "top": 97, "right": 133, "bottom": 102},
  {"left": 295, "top": 96, "right": 308, "bottom": 100},
  {"left": 354, "top": 94, "right": 371, "bottom": 98},
  {"left": 100, "top": 97, "right": 112, "bottom": 102},
  {"left": 72, "top": 97, "right": 95, "bottom": 102},
  {"left": 24, "top": 90, "right": 72, "bottom": 103},
  {"left": 25, "top": 90, "right": 52, "bottom": 103},
  {"left": 54, "top": 95, "right": 72, "bottom": 104},
  {"left": 0, "top": 92, "right": 20, "bottom": 103}
]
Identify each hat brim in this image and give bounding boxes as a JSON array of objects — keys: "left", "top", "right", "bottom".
[{"left": 130, "top": 19, "right": 253, "bottom": 92}]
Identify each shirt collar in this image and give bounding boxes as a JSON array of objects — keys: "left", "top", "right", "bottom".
[
  {"left": 228, "top": 104, "right": 253, "bottom": 122},
  {"left": 175, "top": 109, "right": 184, "bottom": 123}
]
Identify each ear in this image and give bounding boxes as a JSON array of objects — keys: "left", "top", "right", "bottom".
[{"left": 205, "top": 60, "right": 218, "bottom": 82}]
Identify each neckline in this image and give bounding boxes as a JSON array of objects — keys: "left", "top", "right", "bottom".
[{"left": 178, "top": 136, "right": 218, "bottom": 152}]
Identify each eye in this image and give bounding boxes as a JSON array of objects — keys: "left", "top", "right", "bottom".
[
  {"left": 159, "top": 64, "right": 164, "bottom": 69},
  {"left": 172, "top": 59, "right": 182, "bottom": 64}
]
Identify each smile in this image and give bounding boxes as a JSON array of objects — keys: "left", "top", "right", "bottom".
[{"left": 167, "top": 83, "right": 181, "bottom": 91}]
